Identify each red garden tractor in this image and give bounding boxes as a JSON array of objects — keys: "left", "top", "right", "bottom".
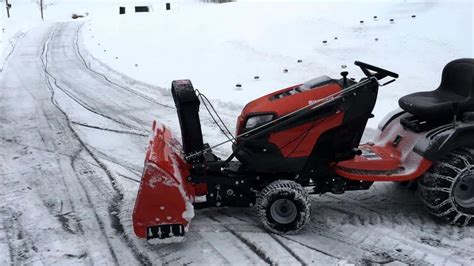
[{"left": 133, "top": 59, "right": 474, "bottom": 243}]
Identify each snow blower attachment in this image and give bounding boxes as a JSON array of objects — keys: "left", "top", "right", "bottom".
[
  {"left": 133, "top": 59, "right": 474, "bottom": 244},
  {"left": 132, "top": 80, "right": 205, "bottom": 243}
]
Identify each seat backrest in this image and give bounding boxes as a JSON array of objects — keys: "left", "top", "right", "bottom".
[{"left": 438, "top": 58, "right": 474, "bottom": 98}]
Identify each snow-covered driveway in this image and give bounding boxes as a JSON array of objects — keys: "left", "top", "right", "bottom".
[{"left": 1, "top": 22, "right": 473, "bottom": 265}]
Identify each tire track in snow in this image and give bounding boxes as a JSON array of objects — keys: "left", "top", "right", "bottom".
[
  {"left": 0, "top": 207, "right": 44, "bottom": 264},
  {"left": 0, "top": 209, "right": 27, "bottom": 264},
  {"left": 0, "top": 31, "right": 27, "bottom": 73},
  {"left": 40, "top": 158, "right": 86, "bottom": 236},
  {"left": 0, "top": 210, "right": 16, "bottom": 265},
  {"left": 217, "top": 209, "right": 343, "bottom": 262},
  {"left": 308, "top": 194, "right": 438, "bottom": 264},
  {"left": 267, "top": 235, "right": 308, "bottom": 266},
  {"left": 72, "top": 121, "right": 148, "bottom": 137},
  {"left": 42, "top": 29, "right": 120, "bottom": 263},
  {"left": 69, "top": 151, "right": 120, "bottom": 264},
  {"left": 73, "top": 24, "right": 174, "bottom": 110},
  {"left": 41, "top": 25, "right": 153, "bottom": 265},
  {"left": 305, "top": 218, "right": 430, "bottom": 264},
  {"left": 226, "top": 207, "right": 426, "bottom": 264},
  {"left": 50, "top": 24, "right": 157, "bottom": 134},
  {"left": 117, "top": 173, "right": 141, "bottom": 183},
  {"left": 206, "top": 214, "right": 274, "bottom": 265},
  {"left": 216, "top": 209, "right": 309, "bottom": 265},
  {"left": 310, "top": 195, "right": 421, "bottom": 262},
  {"left": 49, "top": 75, "right": 146, "bottom": 134},
  {"left": 320, "top": 191, "right": 474, "bottom": 261},
  {"left": 87, "top": 147, "right": 143, "bottom": 175},
  {"left": 1, "top": 27, "right": 93, "bottom": 265},
  {"left": 41, "top": 26, "right": 147, "bottom": 134}
]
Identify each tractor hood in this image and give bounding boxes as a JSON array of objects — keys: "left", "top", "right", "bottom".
[{"left": 237, "top": 77, "right": 342, "bottom": 133}]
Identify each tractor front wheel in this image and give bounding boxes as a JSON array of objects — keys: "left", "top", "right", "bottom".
[
  {"left": 419, "top": 148, "right": 474, "bottom": 226},
  {"left": 256, "top": 180, "right": 310, "bottom": 234}
]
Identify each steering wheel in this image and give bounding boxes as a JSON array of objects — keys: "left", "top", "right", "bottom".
[{"left": 354, "top": 61, "right": 399, "bottom": 80}]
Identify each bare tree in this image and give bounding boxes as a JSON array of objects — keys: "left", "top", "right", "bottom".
[
  {"left": 5, "top": 0, "right": 11, "bottom": 18},
  {"left": 31, "top": 0, "right": 51, "bottom": 20},
  {"left": 40, "top": 0, "right": 43, "bottom": 20}
]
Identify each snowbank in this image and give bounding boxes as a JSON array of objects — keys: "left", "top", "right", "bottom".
[
  {"left": 82, "top": 0, "right": 473, "bottom": 128},
  {"left": 0, "top": 2, "right": 37, "bottom": 72},
  {"left": 0, "top": 0, "right": 124, "bottom": 71},
  {"left": 0, "top": 2, "right": 60, "bottom": 70}
]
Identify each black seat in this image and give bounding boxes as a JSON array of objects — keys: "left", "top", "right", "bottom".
[{"left": 399, "top": 58, "right": 474, "bottom": 121}]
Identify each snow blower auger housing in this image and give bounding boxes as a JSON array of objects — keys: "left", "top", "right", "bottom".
[{"left": 133, "top": 59, "right": 474, "bottom": 244}]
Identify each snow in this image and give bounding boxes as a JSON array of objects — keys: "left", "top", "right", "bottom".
[
  {"left": 1, "top": 0, "right": 474, "bottom": 265},
  {"left": 148, "top": 235, "right": 185, "bottom": 245},
  {"left": 82, "top": 0, "right": 473, "bottom": 129}
]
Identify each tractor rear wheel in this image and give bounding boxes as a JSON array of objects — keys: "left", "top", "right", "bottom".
[
  {"left": 419, "top": 148, "right": 474, "bottom": 226},
  {"left": 256, "top": 180, "right": 310, "bottom": 234}
]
